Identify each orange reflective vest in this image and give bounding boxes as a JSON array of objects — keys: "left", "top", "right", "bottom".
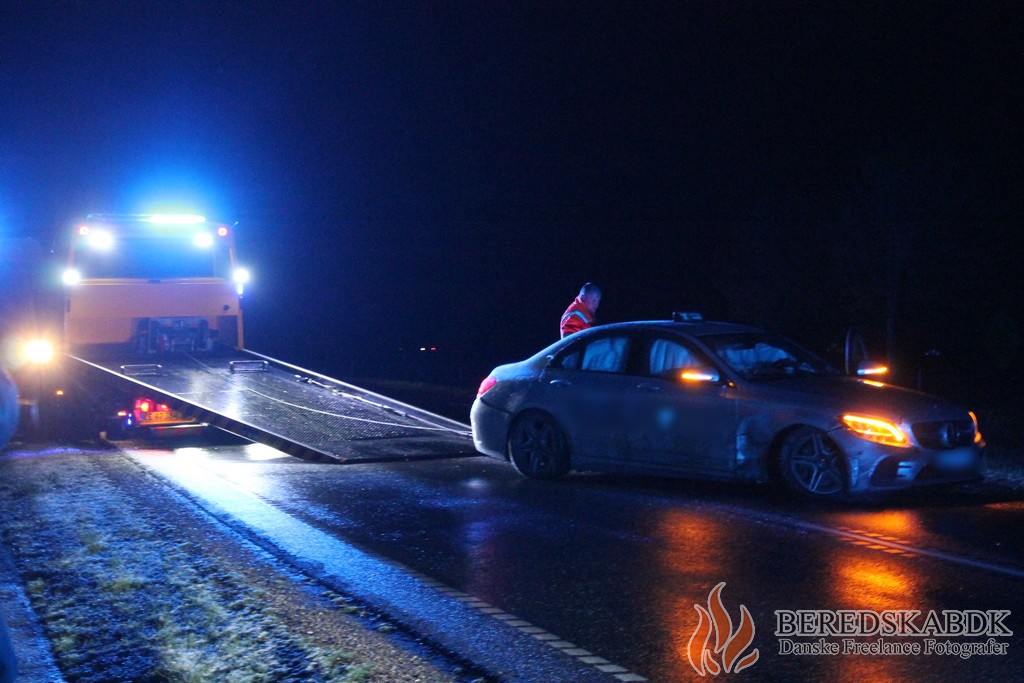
[{"left": 560, "top": 296, "right": 595, "bottom": 338}]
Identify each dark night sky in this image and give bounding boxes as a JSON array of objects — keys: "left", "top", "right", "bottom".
[{"left": 1, "top": 2, "right": 1021, "bottom": 388}]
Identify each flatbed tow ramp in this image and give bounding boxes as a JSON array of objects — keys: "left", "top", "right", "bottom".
[{"left": 69, "top": 349, "right": 476, "bottom": 463}]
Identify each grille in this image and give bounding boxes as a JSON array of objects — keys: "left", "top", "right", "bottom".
[{"left": 912, "top": 419, "right": 975, "bottom": 450}]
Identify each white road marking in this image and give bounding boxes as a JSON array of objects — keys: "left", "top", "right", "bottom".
[{"left": 129, "top": 449, "right": 649, "bottom": 682}]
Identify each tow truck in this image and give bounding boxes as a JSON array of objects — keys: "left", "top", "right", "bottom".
[{"left": 7, "top": 214, "right": 471, "bottom": 462}]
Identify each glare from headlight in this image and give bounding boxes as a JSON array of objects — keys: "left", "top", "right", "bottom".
[
  {"left": 841, "top": 414, "right": 910, "bottom": 448},
  {"left": 63, "top": 268, "right": 81, "bottom": 285},
  {"left": 87, "top": 230, "right": 114, "bottom": 250},
  {"left": 23, "top": 339, "right": 55, "bottom": 364}
]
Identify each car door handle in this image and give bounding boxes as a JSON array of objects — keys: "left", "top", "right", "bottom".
[
  {"left": 635, "top": 383, "right": 661, "bottom": 393},
  {"left": 549, "top": 379, "right": 572, "bottom": 388}
]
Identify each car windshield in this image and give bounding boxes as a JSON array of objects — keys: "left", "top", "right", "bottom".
[{"left": 700, "top": 332, "right": 839, "bottom": 381}]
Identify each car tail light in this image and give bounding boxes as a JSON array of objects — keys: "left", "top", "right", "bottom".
[{"left": 477, "top": 376, "right": 498, "bottom": 397}]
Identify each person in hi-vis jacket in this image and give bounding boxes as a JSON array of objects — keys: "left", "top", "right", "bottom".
[{"left": 560, "top": 282, "right": 601, "bottom": 338}]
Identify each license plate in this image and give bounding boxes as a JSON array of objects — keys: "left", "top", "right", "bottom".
[
  {"left": 142, "top": 410, "right": 188, "bottom": 425},
  {"left": 934, "top": 447, "right": 976, "bottom": 471}
]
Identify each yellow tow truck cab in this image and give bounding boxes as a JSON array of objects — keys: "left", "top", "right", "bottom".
[
  {"left": 63, "top": 214, "right": 249, "bottom": 355},
  {"left": 57, "top": 213, "right": 252, "bottom": 434}
]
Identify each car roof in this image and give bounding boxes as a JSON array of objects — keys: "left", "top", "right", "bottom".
[{"left": 592, "top": 320, "right": 764, "bottom": 337}]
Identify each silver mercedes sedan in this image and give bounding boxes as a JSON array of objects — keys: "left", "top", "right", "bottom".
[{"left": 470, "top": 318, "right": 985, "bottom": 499}]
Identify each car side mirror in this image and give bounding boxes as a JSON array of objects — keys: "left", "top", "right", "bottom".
[
  {"left": 677, "top": 367, "right": 721, "bottom": 384},
  {"left": 855, "top": 360, "right": 888, "bottom": 377}
]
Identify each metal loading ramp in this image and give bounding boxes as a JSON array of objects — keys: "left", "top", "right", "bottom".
[{"left": 70, "top": 350, "right": 476, "bottom": 463}]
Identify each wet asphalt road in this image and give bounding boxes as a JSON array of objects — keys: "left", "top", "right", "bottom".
[{"left": 131, "top": 438, "right": 1024, "bottom": 682}]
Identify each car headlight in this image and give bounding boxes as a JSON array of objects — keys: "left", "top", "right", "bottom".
[
  {"left": 969, "top": 411, "right": 984, "bottom": 446},
  {"left": 840, "top": 414, "right": 911, "bottom": 448}
]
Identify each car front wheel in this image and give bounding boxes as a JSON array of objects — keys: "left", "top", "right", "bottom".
[
  {"left": 777, "top": 426, "right": 847, "bottom": 499},
  {"left": 508, "top": 410, "right": 570, "bottom": 480}
]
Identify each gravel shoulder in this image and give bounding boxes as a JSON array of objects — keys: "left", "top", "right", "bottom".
[{"left": 0, "top": 444, "right": 468, "bottom": 683}]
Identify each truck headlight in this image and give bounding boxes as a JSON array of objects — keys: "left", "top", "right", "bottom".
[{"left": 22, "top": 339, "right": 55, "bottom": 365}]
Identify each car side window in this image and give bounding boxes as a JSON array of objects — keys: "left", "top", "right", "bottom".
[
  {"left": 555, "top": 349, "right": 580, "bottom": 370},
  {"left": 580, "top": 336, "right": 630, "bottom": 373},
  {"left": 647, "top": 337, "right": 709, "bottom": 378},
  {"left": 719, "top": 341, "right": 789, "bottom": 375}
]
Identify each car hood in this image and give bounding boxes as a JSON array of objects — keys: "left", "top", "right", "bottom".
[{"left": 744, "top": 377, "right": 971, "bottom": 422}]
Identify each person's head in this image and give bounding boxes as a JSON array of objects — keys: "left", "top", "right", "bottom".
[{"left": 579, "top": 282, "right": 601, "bottom": 313}]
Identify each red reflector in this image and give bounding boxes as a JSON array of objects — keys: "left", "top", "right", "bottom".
[{"left": 477, "top": 376, "right": 497, "bottom": 396}]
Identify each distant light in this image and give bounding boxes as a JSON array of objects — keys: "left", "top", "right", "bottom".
[
  {"left": 62, "top": 269, "right": 81, "bottom": 285},
  {"left": 78, "top": 225, "right": 90, "bottom": 235},
  {"left": 54, "top": 389, "right": 64, "bottom": 396},
  {"left": 217, "top": 226, "right": 229, "bottom": 237},
  {"left": 193, "top": 232, "right": 214, "bottom": 248},
  {"left": 420, "top": 347, "right": 426, "bottom": 351},
  {"left": 232, "top": 268, "right": 250, "bottom": 284},
  {"left": 87, "top": 230, "right": 114, "bottom": 250},
  {"left": 146, "top": 214, "right": 206, "bottom": 225},
  {"left": 859, "top": 379, "right": 886, "bottom": 388}
]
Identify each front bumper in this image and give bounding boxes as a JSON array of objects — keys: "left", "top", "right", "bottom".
[{"left": 836, "top": 429, "right": 985, "bottom": 492}]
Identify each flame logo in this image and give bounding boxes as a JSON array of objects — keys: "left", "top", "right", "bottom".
[{"left": 687, "top": 582, "right": 759, "bottom": 676}]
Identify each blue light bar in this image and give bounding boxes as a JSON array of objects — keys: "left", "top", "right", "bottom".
[{"left": 146, "top": 214, "right": 206, "bottom": 225}]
